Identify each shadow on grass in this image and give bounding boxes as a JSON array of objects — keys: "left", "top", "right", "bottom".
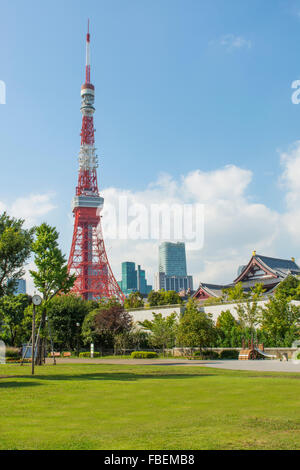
[
  {"left": 0, "top": 371, "right": 215, "bottom": 385},
  {"left": 0, "top": 381, "right": 42, "bottom": 389},
  {"left": 35, "top": 371, "right": 215, "bottom": 382}
]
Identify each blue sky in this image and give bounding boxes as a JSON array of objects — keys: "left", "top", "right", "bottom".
[{"left": 2, "top": 0, "right": 300, "bottom": 289}]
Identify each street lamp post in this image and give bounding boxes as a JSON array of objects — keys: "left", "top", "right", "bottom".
[
  {"left": 31, "top": 295, "right": 42, "bottom": 376},
  {"left": 76, "top": 322, "right": 80, "bottom": 357}
]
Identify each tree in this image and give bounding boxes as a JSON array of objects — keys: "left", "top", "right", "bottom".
[
  {"left": 30, "top": 223, "right": 76, "bottom": 364},
  {"left": 147, "top": 289, "right": 182, "bottom": 307},
  {"left": 46, "top": 295, "right": 91, "bottom": 351},
  {"left": 30, "top": 224, "right": 76, "bottom": 302},
  {"left": 147, "top": 290, "right": 163, "bottom": 307},
  {"left": 216, "top": 310, "right": 238, "bottom": 330},
  {"left": 86, "top": 300, "right": 133, "bottom": 353},
  {"left": 260, "top": 297, "right": 300, "bottom": 347},
  {"left": 0, "top": 294, "right": 31, "bottom": 346},
  {"left": 176, "top": 299, "right": 216, "bottom": 351},
  {"left": 0, "top": 212, "right": 34, "bottom": 297},
  {"left": 223, "top": 282, "right": 246, "bottom": 302},
  {"left": 139, "top": 312, "right": 178, "bottom": 354},
  {"left": 225, "top": 283, "right": 264, "bottom": 332},
  {"left": 275, "top": 275, "right": 300, "bottom": 301},
  {"left": 124, "top": 291, "right": 144, "bottom": 309}
]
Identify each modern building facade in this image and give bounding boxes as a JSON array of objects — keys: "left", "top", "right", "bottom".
[
  {"left": 10, "top": 279, "right": 26, "bottom": 295},
  {"left": 118, "top": 262, "right": 152, "bottom": 296},
  {"left": 155, "top": 242, "right": 193, "bottom": 293},
  {"left": 159, "top": 242, "right": 187, "bottom": 276}
]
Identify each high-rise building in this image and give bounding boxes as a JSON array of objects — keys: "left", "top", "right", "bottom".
[
  {"left": 118, "top": 262, "right": 152, "bottom": 296},
  {"left": 156, "top": 242, "right": 193, "bottom": 293},
  {"left": 159, "top": 242, "right": 187, "bottom": 277},
  {"left": 8, "top": 279, "right": 26, "bottom": 295}
]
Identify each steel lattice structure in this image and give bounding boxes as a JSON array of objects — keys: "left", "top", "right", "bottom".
[{"left": 68, "top": 22, "right": 125, "bottom": 302}]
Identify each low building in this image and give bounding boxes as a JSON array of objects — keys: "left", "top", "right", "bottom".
[{"left": 193, "top": 252, "right": 300, "bottom": 301}]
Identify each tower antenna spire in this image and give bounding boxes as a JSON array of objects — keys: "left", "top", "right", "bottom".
[{"left": 86, "top": 19, "right": 91, "bottom": 83}]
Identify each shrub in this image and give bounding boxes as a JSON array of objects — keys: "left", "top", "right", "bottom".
[
  {"left": 219, "top": 349, "right": 239, "bottom": 359},
  {"left": 79, "top": 352, "right": 101, "bottom": 358},
  {"left": 194, "top": 350, "right": 219, "bottom": 359},
  {"left": 297, "top": 352, "right": 300, "bottom": 360},
  {"left": 5, "top": 348, "right": 21, "bottom": 359},
  {"left": 131, "top": 351, "right": 158, "bottom": 359}
]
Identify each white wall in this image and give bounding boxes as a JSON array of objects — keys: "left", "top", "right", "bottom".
[
  {"left": 129, "top": 305, "right": 184, "bottom": 326},
  {"left": 129, "top": 300, "right": 300, "bottom": 326}
]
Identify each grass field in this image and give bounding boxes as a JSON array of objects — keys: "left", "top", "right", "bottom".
[{"left": 0, "top": 363, "right": 299, "bottom": 450}]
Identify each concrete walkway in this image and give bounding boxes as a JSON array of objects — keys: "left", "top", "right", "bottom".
[{"left": 46, "top": 357, "right": 300, "bottom": 373}]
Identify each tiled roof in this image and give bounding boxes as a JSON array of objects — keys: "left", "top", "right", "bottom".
[{"left": 256, "top": 255, "right": 300, "bottom": 275}]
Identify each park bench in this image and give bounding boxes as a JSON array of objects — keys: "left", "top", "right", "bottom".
[
  {"left": 63, "top": 352, "right": 71, "bottom": 358},
  {"left": 49, "top": 352, "right": 60, "bottom": 357}
]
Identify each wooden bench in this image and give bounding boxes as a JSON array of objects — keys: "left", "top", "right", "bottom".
[
  {"left": 63, "top": 352, "right": 71, "bottom": 358},
  {"left": 49, "top": 352, "right": 60, "bottom": 357}
]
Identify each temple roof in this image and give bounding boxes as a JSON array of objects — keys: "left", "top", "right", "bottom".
[
  {"left": 194, "top": 254, "right": 300, "bottom": 300},
  {"left": 194, "top": 283, "right": 232, "bottom": 298},
  {"left": 235, "top": 254, "right": 300, "bottom": 283}
]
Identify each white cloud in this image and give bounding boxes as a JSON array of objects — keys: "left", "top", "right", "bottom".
[
  {"left": 211, "top": 34, "right": 252, "bottom": 52},
  {"left": 10, "top": 193, "right": 56, "bottom": 227}
]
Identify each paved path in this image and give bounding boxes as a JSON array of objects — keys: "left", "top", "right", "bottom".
[{"left": 46, "top": 358, "right": 300, "bottom": 373}]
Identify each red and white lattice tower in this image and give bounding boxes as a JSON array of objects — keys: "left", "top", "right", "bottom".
[{"left": 68, "top": 22, "right": 125, "bottom": 302}]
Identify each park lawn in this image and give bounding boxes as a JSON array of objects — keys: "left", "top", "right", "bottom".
[{"left": 0, "top": 363, "right": 299, "bottom": 450}]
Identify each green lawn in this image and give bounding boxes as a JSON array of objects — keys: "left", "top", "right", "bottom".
[{"left": 0, "top": 363, "right": 299, "bottom": 450}]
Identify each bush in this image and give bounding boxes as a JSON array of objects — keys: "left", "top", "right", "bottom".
[
  {"left": 131, "top": 351, "right": 158, "bottom": 359},
  {"left": 5, "top": 348, "right": 21, "bottom": 359},
  {"left": 194, "top": 350, "right": 219, "bottom": 359},
  {"left": 297, "top": 352, "right": 300, "bottom": 360},
  {"left": 219, "top": 349, "right": 239, "bottom": 359},
  {"left": 79, "top": 352, "right": 101, "bottom": 358}
]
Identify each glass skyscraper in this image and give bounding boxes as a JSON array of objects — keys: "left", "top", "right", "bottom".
[
  {"left": 118, "top": 262, "right": 152, "bottom": 297},
  {"left": 156, "top": 242, "right": 193, "bottom": 293},
  {"left": 159, "top": 242, "right": 187, "bottom": 276}
]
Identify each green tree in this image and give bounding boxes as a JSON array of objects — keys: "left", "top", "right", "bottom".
[
  {"left": 223, "top": 282, "right": 246, "bottom": 302},
  {"left": 46, "top": 295, "right": 91, "bottom": 351},
  {"left": 260, "top": 297, "right": 300, "bottom": 347},
  {"left": 176, "top": 299, "right": 216, "bottom": 352},
  {"left": 30, "top": 223, "right": 76, "bottom": 364},
  {"left": 226, "top": 283, "right": 264, "bottom": 332},
  {"left": 147, "top": 289, "right": 182, "bottom": 307},
  {"left": 0, "top": 294, "right": 31, "bottom": 346},
  {"left": 83, "top": 300, "right": 133, "bottom": 353},
  {"left": 147, "top": 290, "right": 163, "bottom": 307},
  {"left": 216, "top": 310, "right": 238, "bottom": 330},
  {"left": 275, "top": 275, "right": 300, "bottom": 301},
  {"left": 124, "top": 291, "right": 144, "bottom": 309},
  {"left": 0, "top": 212, "right": 34, "bottom": 297},
  {"left": 139, "top": 312, "right": 178, "bottom": 354}
]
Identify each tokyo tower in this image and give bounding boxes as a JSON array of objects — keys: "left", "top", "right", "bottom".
[{"left": 68, "top": 22, "right": 125, "bottom": 302}]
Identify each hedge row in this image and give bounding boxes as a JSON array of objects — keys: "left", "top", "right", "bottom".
[
  {"left": 193, "top": 349, "right": 239, "bottom": 360},
  {"left": 79, "top": 352, "right": 101, "bottom": 358},
  {"left": 131, "top": 351, "right": 158, "bottom": 359}
]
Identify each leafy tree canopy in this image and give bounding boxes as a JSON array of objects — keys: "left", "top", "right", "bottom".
[
  {"left": 0, "top": 293, "right": 31, "bottom": 346},
  {"left": 176, "top": 298, "right": 216, "bottom": 350},
  {"left": 139, "top": 312, "right": 178, "bottom": 350},
  {"left": 30, "top": 223, "right": 76, "bottom": 302},
  {"left": 0, "top": 212, "right": 34, "bottom": 297}
]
